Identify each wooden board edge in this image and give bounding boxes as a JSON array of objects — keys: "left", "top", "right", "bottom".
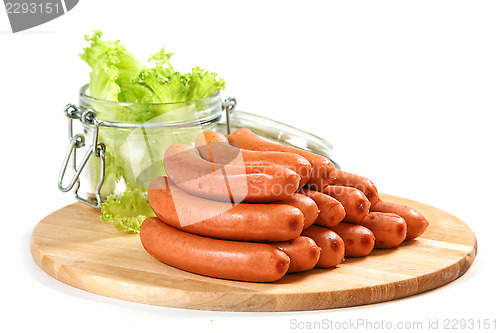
[{"left": 29, "top": 230, "right": 477, "bottom": 312}]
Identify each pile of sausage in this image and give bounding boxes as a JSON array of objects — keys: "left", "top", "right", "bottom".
[{"left": 140, "top": 128, "right": 429, "bottom": 283}]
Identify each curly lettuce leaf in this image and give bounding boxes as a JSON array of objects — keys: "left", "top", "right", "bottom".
[
  {"left": 133, "top": 50, "right": 226, "bottom": 103},
  {"left": 86, "top": 58, "right": 121, "bottom": 102},
  {"left": 185, "top": 66, "right": 226, "bottom": 101},
  {"left": 80, "top": 30, "right": 153, "bottom": 104},
  {"left": 100, "top": 186, "right": 155, "bottom": 233}
]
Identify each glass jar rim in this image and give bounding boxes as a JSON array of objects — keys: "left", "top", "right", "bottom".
[
  {"left": 78, "top": 84, "right": 223, "bottom": 129},
  {"left": 79, "top": 84, "right": 222, "bottom": 106}
]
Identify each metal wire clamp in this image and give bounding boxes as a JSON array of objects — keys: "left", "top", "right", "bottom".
[
  {"left": 57, "top": 104, "right": 105, "bottom": 208},
  {"left": 222, "top": 97, "right": 237, "bottom": 134}
]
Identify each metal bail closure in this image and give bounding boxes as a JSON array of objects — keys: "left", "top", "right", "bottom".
[
  {"left": 73, "top": 142, "right": 106, "bottom": 209},
  {"left": 58, "top": 133, "right": 89, "bottom": 193},
  {"left": 58, "top": 105, "right": 106, "bottom": 208},
  {"left": 222, "top": 97, "right": 237, "bottom": 134}
]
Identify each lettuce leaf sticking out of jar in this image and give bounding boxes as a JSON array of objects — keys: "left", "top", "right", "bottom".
[
  {"left": 133, "top": 49, "right": 226, "bottom": 104},
  {"left": 100, "top": 186, "right": 155, "bottom": 233},
  {"left": 80, "top": 30, "right": 154, "bottom": 105}
]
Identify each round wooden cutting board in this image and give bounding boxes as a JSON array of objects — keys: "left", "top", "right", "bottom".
[{"left": 30, "top": 194, "right": 477, "bottom": 312}]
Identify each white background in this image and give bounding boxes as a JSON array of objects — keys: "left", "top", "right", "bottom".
[{"left": 1, "top": 1, "right": 499, "bottom": 332}]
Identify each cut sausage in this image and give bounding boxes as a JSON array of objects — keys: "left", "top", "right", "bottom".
[
  {"left": 358, "top": 212, "right": 407, "bottom": 248},
  {"left": 227, "top": 128, "right": 336, "bottom": 191},
  {"left": 370, "top": 201, "right": 429, "bottom": 240},
  {"left": 322, "top": 185, "right": 370, "bottom": 224},
  {"left": 301, "top": 225, "right": 345, "bottom": 268},
  {"left": 271, "top": 236, "right": 321, "bottom": 273},
  {"left": 148, "top": 176, "right": 304, "bottom": 242},
  {"left": 276, "top": 193, "right": 319, "bottom": 230},
  {"left": 164, "top": 143, "right": 300, "bottom": 203},
  {"left": 331, "top": 223, "right": 375, "bottom": 257},
  {"left": 330, "top": 169, "right": 381, "bottom": 206},
  {"left": 140, "top": 217, "right": 290, "bottom": 282},
  {"left": 195, "top": 130, "right": 312, "bottom": 187},
  {"left": 298, "top": 188, "right": 345, "bottom": 228}
]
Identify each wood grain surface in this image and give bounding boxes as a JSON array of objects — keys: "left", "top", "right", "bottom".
[{"left": 30, "top": 194, "right": 477, "bottom": 312}]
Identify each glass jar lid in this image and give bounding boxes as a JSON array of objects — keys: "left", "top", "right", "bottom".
[{"left": 218, "top": 110, "right": 340, "bottom": 169}]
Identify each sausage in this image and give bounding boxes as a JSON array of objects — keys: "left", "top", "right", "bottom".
[
  {"left": 195, "top": 130, "right": 312, "bottom": 187},
  {"left": 322, "top": 185, "right": 370, "bottom": 224},
  {"left": 164, "top": 143, "right": 300, "bottom": 203},
  {"left": 301, "top": 225, "right": 345, "bottom": 268},
  {"left": 330, "top": 223, "right": 375, "bottom": 257},
  {"left": 148, "top": 176, "right": 304, "bottom": 242},
  {"left": 358, "top": 212, "right": 407, "bottom": 248},
  {"left": 370, "top": 201, "right": 429, "bottom": 240},
  {"left": 140, "top": 217, "right": 290, "bottom": 282},
  {"left": 276, "top": 193, "right": 319, "bottom": 229},
  {"left": 298, "top": 188, "right": 345, "bottom": 228},
  {"left": 227, "top": 128, "right": 336, "bottom": 191},
  {"left": 271, "top": 236, "right": 321, "bottom": 273},
  {"left": 330, "top": 169, "right": 381, "bottom": 206}
]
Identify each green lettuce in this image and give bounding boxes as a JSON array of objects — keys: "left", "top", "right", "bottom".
[
  {"left": 133, "top": 49, "right": 226, "bottom": 103},
  {"left": 80, "top": 30, "right": 225, "bottom": 106},
  {"left": 80, "top": 30, "right": 225, "bottom": 233},
  {"left": 80, "top": 30, "right": 152, "bottom": 103},
  {"left": 100, "top": 186, "right": 155, "bottom": 233}
]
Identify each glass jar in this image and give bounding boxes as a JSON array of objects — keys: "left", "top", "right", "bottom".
[{"left": 58, "top": 84, "right": 227, "bottom": 207}]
